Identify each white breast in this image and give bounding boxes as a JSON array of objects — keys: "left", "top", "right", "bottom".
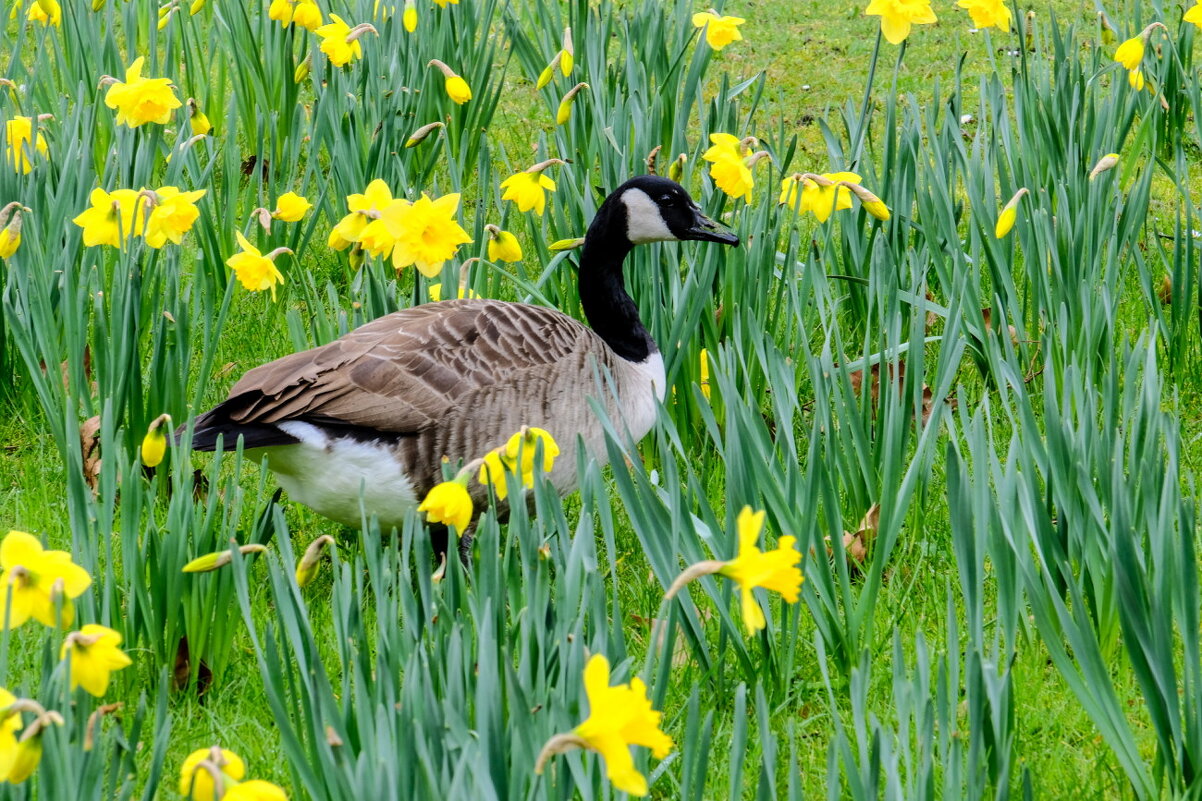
[{"left": 259, "top": 421, "right": 417, "bottom": 529}]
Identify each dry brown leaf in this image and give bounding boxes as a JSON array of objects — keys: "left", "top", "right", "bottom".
[{"left": 79, "top": 416, "right": 101, "bottom": 493}]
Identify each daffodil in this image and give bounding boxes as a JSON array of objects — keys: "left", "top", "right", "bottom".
[
  {"left": 141, "top": 413, "right": 171, "bottom": 467},
  {"left": 995, "top": 187, "right": 1028, "bottom": 238},
  {"left": 0, "top": 688, "right": 24, "bottom": 779},
  {"left": 179, "top": 748, "right": 245, "bottom": 801},
  {"left": 7, "top": 735, "right": 42, "bottom": 783},
  {"left": 1089, "top": 152, "right": 1120, "bottom": 180},
  {"left": 268, "top": 0, "right": 293, "bottom": 26},
  {"left": 271, "top": 192, "right": 311, "bottom": 222},
  {"left": 404, "top": 121, "right": 444, "bottom": 147},
  {"left": 699, "top": 348, "right": 711, "bottom": 399},
  {"left": 956, "top": 0, "right": 1010, "bottom": 32},
  {"left": 1186, "top": 3, "right": 1202, "bottom": 28},
  {"left": 1127, "top": 68, "right": 1145, "bottom": 91},
  {"left": 691, "top": 10, "right": 745, "bottom": 50},
  {"left": 429, "top": 59, "right": 471, "bottom": 104},
  {"left": 332, "top": 178, "right": 397, "bottom": 250},
  {"left": 223, "top": 781, "right": 289, "bottom": 801},
  {"left": 145, "top": 187, "right": 206, "bottom": 248},
  {"left": 0, "top": 204, "right": 26, "bottom": 259},
  {"left": 535, "top": 654, "right": 672, "bottom": 797},
  {"left": 485, "top": 225, "right": 522, "bottom": 262},
  {"left": 864, "top": 0, "right": 937, "bottom": 45},
  {"left": 402, "top": 0, "right": 416, "bottom": 32},
  {"left": 315, "top": 15, "right": 375, "bottom": 67},
  {"left": 72, "top": 188, "right": 148, "bottom": 248},
  {"left": 0, "top": 530, "right": 92, "bottom": 629},
  {"left": 1113, "top": 36, "right": 1143, "bottom": 70},
  {"left": 182, "top": 544, "right": 267, "bottom": 574},
  {"left": 226, "top": 232, "right": 288, "bottom": 298},
  {"left": 60, "top": 624, "right": 133, "bottom": 697},
  {"left": 664, "top": 507, "right": 802, "bottom": 636},
  {"left": 503, "top": 427, "right": 559, "bottom": 485},
  {"left": 5, "top": 117, "right": 49, "bottom": 174},
  {"left": 478, "top": 451, "right": 512, "bottom": 500},
  {"left": 431, "top": 0, "right": 459, "bottom": 6},
  {"left": 418, "top": 481, "right": 473, "bottom": 533},
  {"left": 500, "top": 159, "right": 564, "bottom": 216},
  {"left": 702, "top": 134, "right": 757, "bottom": 201},
  {"left": 103, "top": 57, "right": 183, "bottom": 128},
  {"left": 186, "top": 98, "right": 212, "bottom": 136},
  {"left": 555, "top": 82, "right": 588, "bottom": 125},
  {"left": 292, "top": 0, "right": 321, "bottom": 30},
  {"left": 388, "top": 193, "right": 473, "bottom": 277},
  {"left": 28, "top": 0, "right": 61, "bottom": 26},
  {"left": 780, "top": 171, "right": 861, "bottom": 223},
  {"left": 718, "top": 508, "right": 802, "bottom": 634},
  {"left": 839, "top": 180, "right": 891, "bottom": 221}
]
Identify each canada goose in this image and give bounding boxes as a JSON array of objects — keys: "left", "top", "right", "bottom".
[{"left": 184, "top": 175, "right": 737, "bottom": 548}]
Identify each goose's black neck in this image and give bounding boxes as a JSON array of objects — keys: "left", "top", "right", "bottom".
[{"left": 578, "top": 203, "right": 655, "bottom": 363}]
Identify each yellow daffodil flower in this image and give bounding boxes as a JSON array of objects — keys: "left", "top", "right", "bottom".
[
  {"left": 428, "top": 283, "right": 479, "bottom": 302},
  {"left": 1128, "top": 68, "right": 1145, "bottom": 90},
  {"left": 691, "top": 10, "right": 745, "bottom": 50},
  {"left": 699, "top": 348, "right": 711, "bottom": 399},
  {"left": 104, "top": 57, "right": 183, "bottom": 128},
  {"left": 503, "top": 427, "right": 559, "bottom": 484},
  {"left": 331, "top": 178, "right": 397, "bottom": 251},
  {"left": 1114, "top": 36, "right": 1143, "bottom": 70},
  {"left": 956, "top": 0, "right": 1010, "bottom": 32},
  {"left": 556, "top": 82, "right": 588, "bottom": 125},
  {"left": 182, "top": 544, "right": 266, "bottom": 574},
  {"left": 389, "top": 193, "right": 473, "bottom": 277},
  {"left": 549, "top": 237, "right": 585, "bottom": 251},
  {"left": 500, "top": 161, "right": 562, "bottom": 216},
  {"left": 485, "top": 224, "right": 522, "bottom": 262},
  {"left": 477, "top": 451, "right": 512, "bottom": 500},
  {"left": 0, "top": 530, "right": 92, "bottom": 630},
  {"left": 418, "top": 481, "right": 473, "bottom": 533},
  {"left": 864, "top": 0, "right": 938, "bottom": 45},
  {"left": 190, "top": 0, "right": 205, "bottom": 12},
  {"left": 27, "top": 0, "right": 60, "bottom": 26},
  {"left": 718, "top": 507, "right": 803, "bottom": 634},
  {"left": 995, "top": 187, "right": 1029, "bottom": 238},
  {"left": 292, "top": 0, "right": 321, "bottom": 30},
  {"left": 429, "top": 59, "right": 471, "bottom": 104},
  {"left": 316, "top": 14, "right": 375, "bottom": 67},
  {"left": 793, "top": 172, "right": 861, "bottom": 223},
  {"left": 536, "top": 654, "right": 672, "bottom": 797},
  {"left": 402, "top": 0, "right": 416, "bottom": 32},
  {"left": 404, "top": 121, "right": 444, "bottom": 147},
  {"left": 60, "top": 624, "right": 133, "bottom": 697},
  {"left": 5, "top": 117, "right": 49, "bottom": 174},
  {"left": 179, "top": 748, "right": 245, "bottom": 801},
  {"left": 0, "top": 205, "right": 25, "bottom": 259},
  {"left": 8, "top": 736, "right": 42, "bottom": 783},
  {"left": 140, "top": 414, "right": 171, "bottom": 467},
  {"left": 186, "top": 98, "right": 212, "bottom": 136},
  {"left": 837, "top": 180, "right": 891, "bottom": 221},
  {"left": 431, "top": 0, "right": 460, "bottom": 6},
  {"left": 145, "top": 187, "right": 206, "bottom": 248},
  {"left": 702, "top": 134, "right": 757, "bottom": 201},
  {"left": 271, "top": 191, "right": 311, "bottom": 222},
  {"left": 560, "top": 27, "right": 574, "bottom": 74},
  {"left": 1186, "top": 3, "right": 1202, "bottom": 28},
  {"left": 0, "top": 688, "right": 22, "bottom": 779},
  {"left": 226, "top": 232, "right": 288, "bottom": 299},
  {"left": 223, "top": 780, "right": 289, "bottom": 801},
  {"left": 72, "top": 188, "right": 149, "bottom": 248},
  {"left": 268, "top": 0, "right": 293, "bottom": 25}
]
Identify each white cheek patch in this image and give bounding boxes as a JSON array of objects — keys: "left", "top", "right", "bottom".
[{"left": 621, "top": 188, "right": 677, "bottom": 244}]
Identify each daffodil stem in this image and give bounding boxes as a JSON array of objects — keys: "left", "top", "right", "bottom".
[{"left": 848, "top": 28, "right": 882, "bottom": 170}]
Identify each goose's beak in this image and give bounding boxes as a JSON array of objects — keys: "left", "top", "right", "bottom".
[{"left": 683, "top": 207, "right": 739, "bottom": 245}]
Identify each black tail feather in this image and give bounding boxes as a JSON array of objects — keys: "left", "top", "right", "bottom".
[{"left": 178, "top": 403, "right": 300, "bottom": 452}]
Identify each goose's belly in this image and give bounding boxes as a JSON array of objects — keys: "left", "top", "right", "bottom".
[
  {"left": 259, "top": 422, "right": 418, "bottom": 529},
  {"left": 255, "top": 353, "right": 666, "bottom": 527}
]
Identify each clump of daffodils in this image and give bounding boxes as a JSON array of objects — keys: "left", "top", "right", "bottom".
[
  {"left": 779, "top": 172, "right": 889, "bottom": 222},
  {"left": 179, "top": 746, "right": 288, "bottom": 800},
  {"left": 102, "top": 57, "right": 182, "bottom": 128},
  {"left": 535, "top": 654, "right": 673, "bottom": 797},
  {"left": 1112, "top": 22, "right": 1166, "bottom": 90},
  {"left": 665, "top": 506, "right": 803, "bottom": 635},
  {"left": 329, "top": 179, "right": 472, "bottom": 277},
  {"left": 0, "top": 529, "right": 92, "bottom": 629},
  {"left": 72, "top": 186, "right": 205, "bottom": 249}
]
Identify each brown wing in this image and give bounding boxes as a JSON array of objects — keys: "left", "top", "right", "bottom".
[{"left": 197, "top": 299, "right": 596, "bottom": 440}]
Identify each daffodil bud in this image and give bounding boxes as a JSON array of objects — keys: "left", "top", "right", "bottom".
[
  {"left": 994, "top": 187, "right": 1029, "bottom": 238},
  {"left": 9, "top": 734, "right": 42, "bottom": 784},
  {"left": 189, "top": 0, "right": 205, "bottom": 13},
  {"left": 0, "top": 203, "right": 26, "bottom": 260},
  {"left": 667, "top": 153, "right": 687, "bottom": 183},
  {"left": 1089, "top": 152, "right": 1120, "bottom": 180},
  {"left": 141, "top": 413, "right": 171, "bottom": 468},
  {"left": 555, "top": 82, "right": 588, "bottom": 125},
  {"left": 561, "top": 27, "right": 574, "bottom": 76},
  {"left": 536, "top": 53, "right": 560, "bottom": 90},
  {"left": 182, "top": 544, "right": 267, "bottom": 573},
  {"left": 429, "top": 59, "right": 471, "bottom": 104},
  {"left": 485, "top": 226, "right": 522, "bottom": 263},
  {"left": 548, "top": 237, "right": 585, "bottom": 251},
  {"left": 93, "top": 0, "right": 106, "bottom": 10},
  {"left": 404, "top": 120, "right": 444, "bottom": 148},
  {"left": 294, "top": 57, "right": 311, "bottom": 84},
  {"left": 839, "top": 181, "right": 891, "bottom": 221},
  {"left": 402, "top": 0, "right": 417, "bottom": 33},
  {"left": 295, "top": 535, "right": 335, "bottom": 587},
  {"left": 186, "top": 98, "right": 212, "bottom": 136},
  {"left": 251, "top": 207, "right": 273, "bottom": 233}
]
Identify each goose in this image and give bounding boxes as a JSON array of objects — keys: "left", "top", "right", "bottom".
[{"left": 184, "top": 175, "right": 738, "bottom": 550}]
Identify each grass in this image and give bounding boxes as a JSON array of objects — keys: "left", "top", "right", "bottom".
[{"left": 2, "top": 0, "right": 1202, "bottom": 798}]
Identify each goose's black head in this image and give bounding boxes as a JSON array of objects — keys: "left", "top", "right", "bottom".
[{"left": 589, "top": 175, "right": 739, "bottom": 248}]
